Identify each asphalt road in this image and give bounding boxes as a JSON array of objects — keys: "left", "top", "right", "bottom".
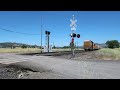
[{"left": 0, "top": 53, "right": 120, "bottom": 79}]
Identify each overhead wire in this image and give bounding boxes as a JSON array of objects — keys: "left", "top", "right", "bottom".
[{"left": 0, "top": 27, "right": 40, "bottom": 35}]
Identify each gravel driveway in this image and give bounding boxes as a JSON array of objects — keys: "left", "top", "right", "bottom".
[{"left": 1, "top": 51, "right": 120, "bottom": 79}]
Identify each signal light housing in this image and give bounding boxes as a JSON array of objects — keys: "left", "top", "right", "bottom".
[
  {"left": 45, "top": 31, "right": 50, "bottom": 35},
  {"left": 45, "top": 31, "right": 48, "bottom": 34},
  {"left": 73, "top": 33, "right": 76, "bottom": 37},
  {"left": 70, "top": 33, "right": 80, "bottom": 38},
  {"left": 48, "top": 31, "right": 50, "bottom": 35},
  {"left": 77, "top": 34, "right": 80, "bottom": 38}
]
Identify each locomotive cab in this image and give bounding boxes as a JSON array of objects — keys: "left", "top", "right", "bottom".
[{"left": 84, "top": 40, "right": 94, "bottom": 51}]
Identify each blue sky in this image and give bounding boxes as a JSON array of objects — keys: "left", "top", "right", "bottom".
[{"left": 0, "top": 11, "right": 120, "bottom": 47}]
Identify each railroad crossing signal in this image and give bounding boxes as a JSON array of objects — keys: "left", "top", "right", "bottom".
[
  {"left": 69, "top": 15, "right": 81, "bottom": 58},
  {"left": 70, "top": 33, "right": 80, "bottom": 38},
  {"left": 70, "top": 15, "right": 77, "bottom": 31},
  {"left": 73, "top": 33, "right": 76, "bottom": 37},
  {"left": 45, "top": 31, "right": 50, "bottom": 35},
  {"left": 45, "top": 31, "right": 51, "bottom": 53},
  {"left": 72, "top": 38, "right": 74, "bottom": 43},
  {"left": 77, "top": 34, "right": 80, "bottom": 38},
  {"left": 70, "top": 42, "right": 75, "bottom": 49}
]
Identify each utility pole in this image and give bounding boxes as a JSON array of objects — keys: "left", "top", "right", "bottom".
[
  {"left": 48, "top": 34, "right": 49, "bottom": 52},
  {"left": 41, "top": 16, "right": 42, "bottom": 53},
  {"left": 53, "top": 42, "right": 54, "bottom": 49}
]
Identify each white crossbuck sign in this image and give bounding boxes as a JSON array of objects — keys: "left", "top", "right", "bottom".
[{"left": 70, "top": 15, "right": 77, "bottom": 31}]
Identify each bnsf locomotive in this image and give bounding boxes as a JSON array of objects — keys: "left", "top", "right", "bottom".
[{"left": 83, "top": 40, "right": 100, "bottom": 51}]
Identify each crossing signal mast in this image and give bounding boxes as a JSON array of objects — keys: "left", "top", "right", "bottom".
[
  {"left": 70, "top": 15, "right": 80, "bottom": 58},
  {"left": 45, "top": 31, "right": 52, "bottom": 53}
]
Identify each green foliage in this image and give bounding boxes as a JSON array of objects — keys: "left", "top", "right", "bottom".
[
  {"left": 106, "top": 40, "right": 119, "bottom": 49},
  {"left": 53, "top": 45, "right": 56, "bottom": 49},
  {"left": 21, "top": 44, "right": 27, "bottom": 49},
  {"left": 63, "top": 46, "right": 70, "bottom": 49}
]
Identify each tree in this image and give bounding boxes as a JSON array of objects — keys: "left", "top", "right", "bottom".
[
  {"left": 63, "top": 46, "right": 70, "bottom": 49},
  {"left": 53, "top": 45, "right": 56, "bottom": 49},
  {"left": 106, "top": 40, "right": 119, "bottom": 49},
  {"left": 21, "top": 44, "right": 27, "bottom": 49}
]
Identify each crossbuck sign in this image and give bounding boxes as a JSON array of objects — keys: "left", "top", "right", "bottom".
[{"left": 70, "top": 15, "right": 77, "bottom": 31}]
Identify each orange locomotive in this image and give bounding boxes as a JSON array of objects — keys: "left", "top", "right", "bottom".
[{"left": 83, "top": 40, "right": 100, "bottom": 51}]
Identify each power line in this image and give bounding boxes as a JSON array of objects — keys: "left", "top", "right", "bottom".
[{"left": 0, "top": 27, "right": 40, "bottom": 35}]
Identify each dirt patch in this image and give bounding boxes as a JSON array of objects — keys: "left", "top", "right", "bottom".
[
  {"left": 0, "top": 64, "right": 39, "bottom": 79},
  {"left": 0, "top": 57, "right": 5, "bottom": 59},
  {"left": 6, "top": 64, "right": 38, "bottom": 72},
  {"left": 52, "top": 51, "right": 95, "bottom": 59},
  {"left": 0, "top": 63, "right": 55, "bottom": 79}
]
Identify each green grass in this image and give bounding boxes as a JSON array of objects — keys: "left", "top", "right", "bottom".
[{"left": 97, "top": 48, "right": 120, "bottom": 60}]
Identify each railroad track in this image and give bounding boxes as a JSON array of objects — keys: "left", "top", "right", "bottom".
[
  {"left": 18, "top": 49, "right": 98, "bottom": 56},
  {"left": 19, "top": 50, "right": 85, "bottom": 56}
]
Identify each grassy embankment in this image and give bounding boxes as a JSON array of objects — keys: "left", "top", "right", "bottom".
[{"left": 97, "top": 48, "right": 120, "bottom": 60}]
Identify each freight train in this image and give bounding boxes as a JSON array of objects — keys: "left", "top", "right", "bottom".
[{"left": 83, "top": 40, "right": 100, "bottom": 51}]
